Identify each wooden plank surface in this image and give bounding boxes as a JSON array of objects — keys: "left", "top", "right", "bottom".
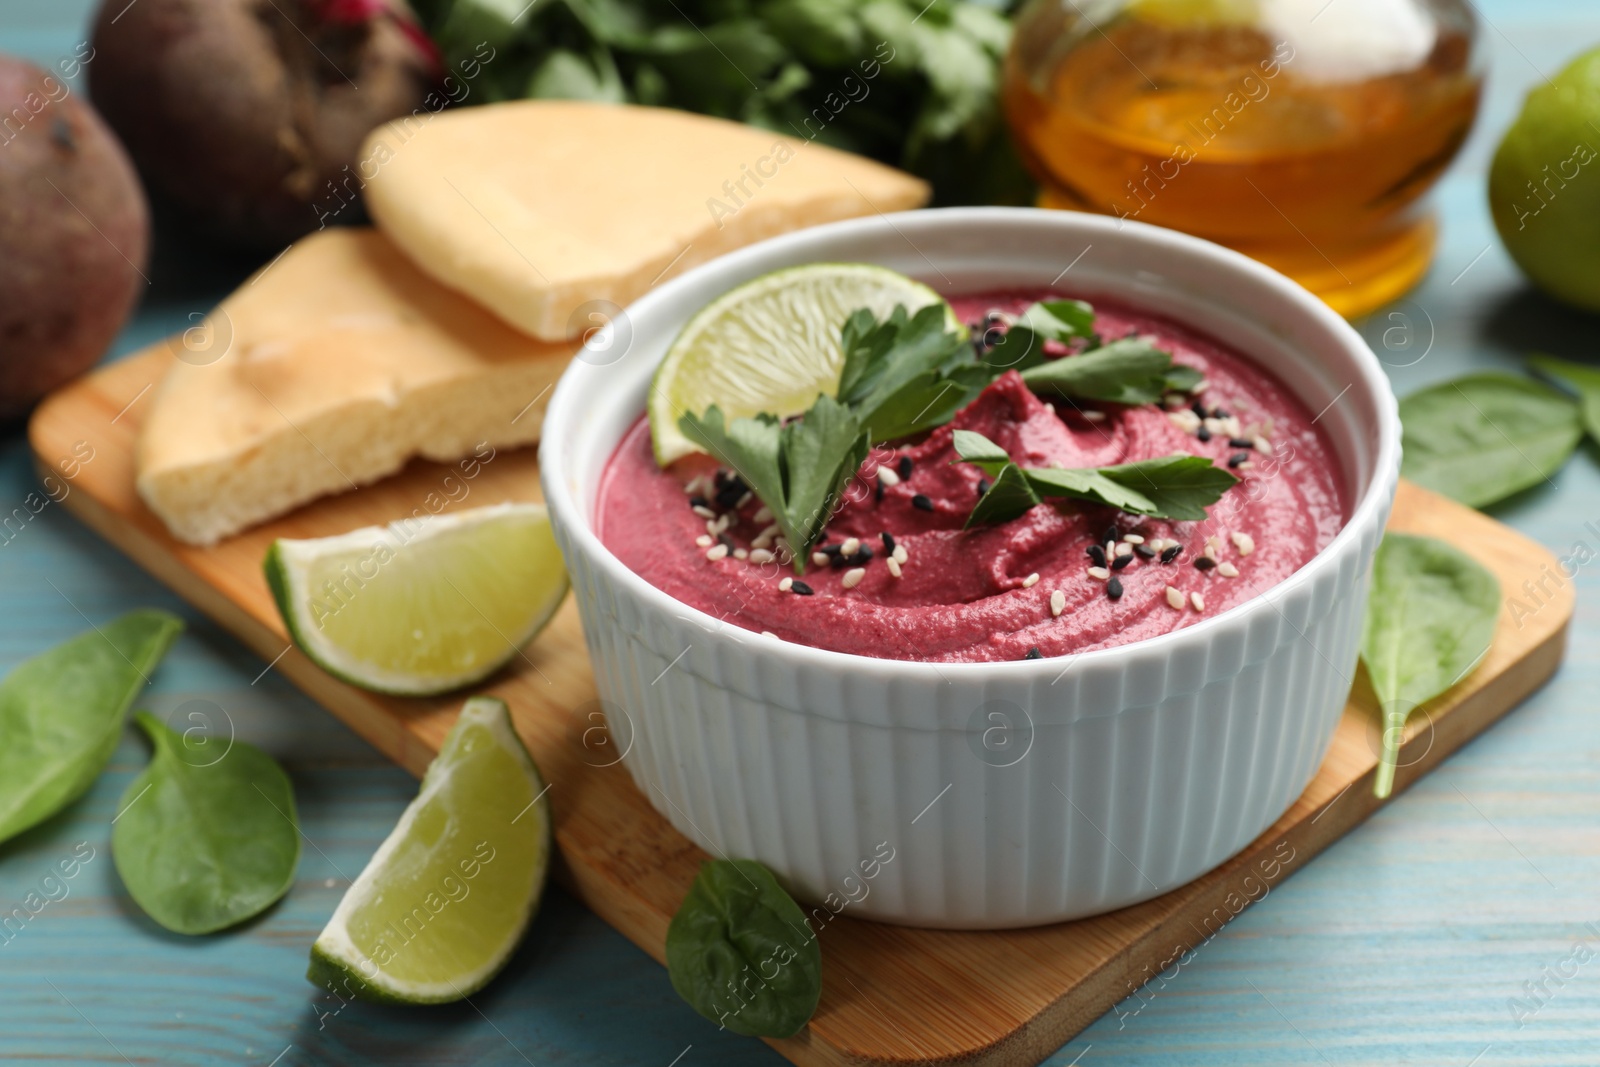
[{"left": 28, "top": 342, "right": 1573, "bottom": 1067}]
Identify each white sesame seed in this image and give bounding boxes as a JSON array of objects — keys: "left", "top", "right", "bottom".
[
  {"left": 1232, "top": 531, "right": 1255, "bottom": 556},
  {"left": 842, "top": 567, "right": 866, "bottom": 589},
  {"left": 1046, "top": 402, "right": 1056, "bottom": 415},
  {"left": 1106, "top": 541, "right": 1117, "bottom": 559},
  {"left": 1168, "top": 410, "right": 1201, "bottom": 433},
  {"left": 1202, "top": 544, "right": 1217, "bottom": 562},
  {"left": 887, "top": 557, "right": 903, "bottom": 578},
  {"left": 1218, "top": 562, "right": 1239, "bottom": 578},
  {"left": 892, "top": 545, "right": 908, "bottom": 565},
  {"left": 1166, "top": 585, "right": 1186, "bottom": 610},
  {"left": 753, "top": 505, "right": 773, "bottom": 524},
  {"left": 842, "top": 537, "right": 861, "bottom": 556},
  {"left": 714, "top": 514, "right": 732, "bottom": 535},
  {"left": 706, "top": 544, "right": 729, "bottom": 561},
  {"left": 752, "top": 522, "right": 780, "bottom": 548},
  {"left": 812, "top": 551, "right": 831, "bottom": 567},
  {"left": 1237, "top": 460, "right": 1254, "bottom": 470},
  {"left": 684, "top": 474, "right": 708, "bottom": 496},
  {"left": 1203, "top": 417, "right": 1222, "bottom": 435},
  {"left": 750, "top": 549, "right": 775, "bottom": 564},
  {"left": 735, "top": 492, "right": 753, "bottom": 509},
  {"left": 779, "top": 576, "right": 794, "bottom": 592},
  {"left": 1253, "top": 435, "right": 1272, "bottom": 455},
  {"left": 733, "top": 548, "right": 748, "bottom": 560},
  {"left": 1165, "top": 394, "right": 1188, "bottom": 409},
  {"left": 692, "top": 505, "right": 716, "bottom": 520},
  {"left": 762, "top": 631, "right": 780, "bottom": 639},
  {"left": 1191, "top": 378, "right": 1210, "bottom": 395},
  {"left": 695, "top": 534, "right": 713, "bottom": 548},
  {"left": 1087, "top": 566, "right": 1110, "bottom": 581},
  {"left": 1083, "top": 409, "right": 1107, "bottom": 422},
  {"left": 878, "top": 466, "right": 901, "bottom": 487},
  {"left": 1223, "top": 416, "right": 1243, "bottom": 438},
  {"left": 1050, "top": 590, "right": 1066, "bottom": 616},
  {"left": 1123, "top": 534, "right": 1145, "bottom": 544},
  {"left": 1190, "top": 591, "right": 1205, "bottom": 612},
  {"left": 1022, "top": 572, "right": 1041, "bottom": 588},
  {"left": 1116, "top": 543, "right": 1133, "bottom": 558}
]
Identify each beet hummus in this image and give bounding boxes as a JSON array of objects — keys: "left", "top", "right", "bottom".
[{"left": 597, "top": 291, "right": 1346, "bottom": 663}]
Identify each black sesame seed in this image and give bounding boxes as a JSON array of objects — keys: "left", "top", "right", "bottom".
[
  {"left": 875, "top": 481, "right": 885, "bottom": 503},
  {"left": 1102, "top": 524, "right": 1118, "bottom": 545},
  {"left": 1190, "top": 399, "right": 1207, "bottom": 417},
  {"left": 1134, "top": 543, "right": 1156, "bottom": 560},
  {"left": 717, "top": 533, "right": 735, "bottom": 549},
  {"left": 1229, "top": 437, "right": 1252, "bottom": 449},
  {"left": 1023, "top": 647, "right": 1043, "bottom": 660},
  {"left": 820, "top": 543, "right": 843, "bottom": 556},
  {"left": 688, "top": 495, "right": 710, "bottom": 510},
  {"left": 1228, "top": 451, "right": 1250, "bottom": 468},
  {"left": 1212, "top": 407, "right": 1231, "bottom": 419},
  {"left": 1106, "top": 576, "right": 1124, "bottom": 600},
  {"left": 912, "top": 493, "right": 934, "bottom": 512},
  {"left": 1087, "top": 544, "right": 1107, "bottom": 567},
  {"left": 1111, "top": 553, "right": 1132, "bottom": 571},
  {"left": 976, "top": 477, "right": 989, "bottom": 497},
  {"left": 1194, "top": 556, "right": 1216, "bottom": 571},
  {"left": 855, "top": 545, "right": 874, "bottom": 563},
  {"left": 790, "top": 580, "right": 814, "bottom": 595},
  {"left": 831, "top": 553, "right": 851, "bottom": 569},
  {"left": 898, "top": 456, "right": 914, "bottom": 480},
  {"left": 881, "top": 531, "right": 896, "bottom": 553},
  {"left": 1160, "top": 545, "right": 1182, "bottom": 564},
  {"left": 1196, "top": 426, "right": 1212, "bottom": 442}
]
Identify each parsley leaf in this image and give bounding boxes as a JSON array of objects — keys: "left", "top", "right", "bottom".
[
  {"left": 679, "top": 402, "right": 868, "bottom": 572},
  {"left": 953, "top": 431, "right": 1237, "bottom": 527},
  {"left": 1020, "top": 334, "right": 1184, "bottom": 405}
]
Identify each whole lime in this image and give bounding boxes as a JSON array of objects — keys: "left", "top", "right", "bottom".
[{"left": 1490, "top": 46, "right": 1600, "bottom": 311}]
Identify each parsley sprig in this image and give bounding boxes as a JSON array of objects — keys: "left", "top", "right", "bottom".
[
  {"left": 676, "top": 299, "right": 1215, "bottom": 571},
  {"left": 954, "top": 430, "right": 1238, "bottom": 528}
]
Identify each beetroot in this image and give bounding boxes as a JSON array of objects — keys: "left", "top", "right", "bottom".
[
  {"left": 89, "top": 0, "right": 436, "bottom": 249},
  {"left": 0, "top": 56, "right": 148, "bottom": 420}
]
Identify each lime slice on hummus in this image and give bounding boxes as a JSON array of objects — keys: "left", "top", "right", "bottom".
[
  {"left": 264, "top": 502, "right": 568, "bottom": 696},
  {"left": 648, "top": 262, "right": 957, "bottom": 465},
  {"left": 307, "top": 696, "right": 551, "bottom": 1004}
]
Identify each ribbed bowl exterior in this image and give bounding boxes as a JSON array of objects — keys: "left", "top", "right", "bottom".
[{"left": 541, "top": 208, "right": 1400, "bottom": 929}]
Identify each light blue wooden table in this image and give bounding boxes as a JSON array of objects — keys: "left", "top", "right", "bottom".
[{"left": 5, "top": 2, "right": 1600, "bottom": 1063}]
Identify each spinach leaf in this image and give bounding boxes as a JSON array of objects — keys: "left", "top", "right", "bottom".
[
  {"left": 1361, "top": 534, "right": 1499, "bottom": 799},
  {"left": 1399, "top": 372, "right": 1582, "bottom": 508},
  {"left": 112, "top": 712, "right": 300, "bottom": 934},
  {"left": 0, "top": 610, "right": 182, "bottom": 846},
  {"left": 1528, "top": 354, "right": 1600, "bottom": 444},
  {"left": 666, "top": 859, "right": 821, "bottom": 1038}
]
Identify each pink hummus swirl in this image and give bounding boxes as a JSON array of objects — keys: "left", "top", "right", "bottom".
[{"left": 597, "top": 291, "right": 1346, "bottom": 663}]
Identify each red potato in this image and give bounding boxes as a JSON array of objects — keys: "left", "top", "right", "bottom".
[
  {"left": 89, "top": 0, "right": 436, "bottom": 250},
  {"left": 0, "top": 56, "right": 148, "bottom": 421}
]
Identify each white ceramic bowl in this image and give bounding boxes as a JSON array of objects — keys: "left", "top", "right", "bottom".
[{"left": 539, "top": 208, "right": 1399, "bottom": 930}]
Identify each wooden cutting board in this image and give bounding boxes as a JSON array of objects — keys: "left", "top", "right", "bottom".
[{"left": 30, "top": 345, "right": 1572, "bottom": 1067}]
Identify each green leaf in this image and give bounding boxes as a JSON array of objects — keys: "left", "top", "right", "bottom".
[
  {"left": 1361, "top": 534, "right": 1499, "bottom": 799},
  {"left": 1399, "top": 372, "right": 1582, "bottom": 508},
  {"left": 838, "top": 304, "right": 976, "bottom": 441},
  {"left": 954, "top": 436, "right": 1237, "bottom": 525},
  {"left": 112, "top": 712, "right": 300, "bottom": 934},
  {"left": 780, "top": 395, "right": 869, "bottom": 551},
  {"left": 1020, "top": 335, "right": 1180, "bottom": 405},
  {"left": 526, "top": 47, "right": 627, "bottom": 102},
  {"left": 1088, "top": 455, "right": 1241, "bottom": 521},
  {"left": 1528, "top": 354, "right": 1600, "bottom": 444},
  {"left": 0, "top": 610, "right": 183, "bottom": 846},
  {"left": 965, "top": 462, "right": 1041, "bottom": 528},
  {"left": 1018, "top": 299, "right": 1095, "bottom": 342},
  {"left": 679, "top": 406, "right": 786, "bottom": 530},
  {"left": 666, "top": 859, "right": 821, "bottom": 1038}
]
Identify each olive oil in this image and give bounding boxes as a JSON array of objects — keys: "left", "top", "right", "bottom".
[{"left": 1004, "top": 1, "right": 1482, "bottom": 317}]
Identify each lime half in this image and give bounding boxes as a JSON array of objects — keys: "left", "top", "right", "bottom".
[
  {"left": 648, "top": 263, "right": 956, "bottom": 464},
  {"left": 264, "top": 502, "right": 568, "bottom": 696},
  {"left": 308, "top": 696, "right": 552, "bottom": 1004}
]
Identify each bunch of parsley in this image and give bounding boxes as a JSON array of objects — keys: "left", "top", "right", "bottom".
[{"left": 412, "top": 0, "right": 1034, "bottom": 205}]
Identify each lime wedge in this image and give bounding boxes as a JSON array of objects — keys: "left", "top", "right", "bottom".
[
  {"left": 308, "top": 696, "right": 551, "bottom": 1004},
  {"left": 648, "top": 262, "right": 956, "bottom": 465},
  {"left": 264, "top": 502, "right": 568, "bottom": 697}
]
